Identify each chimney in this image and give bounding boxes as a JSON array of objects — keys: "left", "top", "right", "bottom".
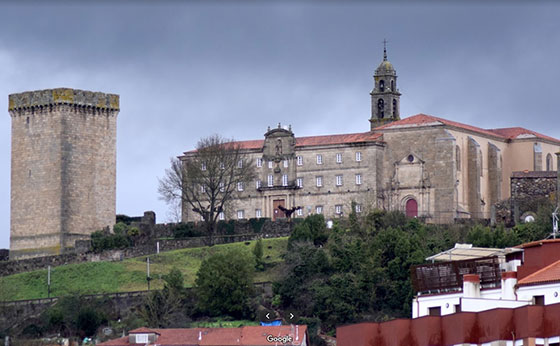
[
  {"left": 463, "top": 274, "right": 480, "bottom": 298},
  {"left": 501, "top": 271, "right": 517, "bottom": 300}
]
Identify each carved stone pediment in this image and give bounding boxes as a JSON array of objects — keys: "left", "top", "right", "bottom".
[{"left": 262, "top": 124, "right": 296, "bottom": 161}]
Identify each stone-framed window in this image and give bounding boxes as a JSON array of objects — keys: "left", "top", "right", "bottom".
[
  {"left": 547, "top": 153, "right": 553, "bottom": 171},
  {"left": 237, "top": 210, "right": 245, "bottom": 219},
  {"left": 336, "top": 153, "right": 342, "bottom": 164},
  {"left": 316, "top": 205, "right": 323, "bottom": 214},
  {"left": 237, "top": 160, "right": 243, "bottom": 168},
  {"left": 201, "top": 162, "right": 207, "bottom": 171},
  {"left": 282, "top": 174, "right": 288, "bottom": 186},
  {"left": 297, "top": 156, "right": 303, "bottom": 166},
  {"left": 237, "top": 182, "right": 244, "bottom": 191},
  {"left": 336, "top": 175, "right": 343, "bottom": 186},
  {"left": 219, "top": 182, "right": 225, "bottom": 192},
  {"left": 283, "top": 160, "right": 289, "bottom": 168},
  {"left": 200, "top": 185, "right": 206, "bottom": 193},
  {"left": 255, "top": 209, "right": 262, "bottom": 218},
  {"left": 356, "top": 152, "right": 362, "bottom": 162},
  {"left": 256, "top": 158, "right": 263, "bottom": 168},
  {"left": 316, "top": 176, "right": 323, "bottom": 187},
  {"left": 268, "top": 161, "right": 273, "bottom": 169},
  {"left": 355, "top": 204, "right": 362, "bottom": 213},
  {"left": 256, "top": 180, "right": 262, "bottom": 189},
  {"left": 317, "top": 154, "right": 323, "bottom": 165},
  {"left": 335, "top": 205, "right": 343, "bottom": 215},
  {"left": 297, "top": 177, "right": 303, "bottom": 188},
  {"left": 355, "top": 174, "right": 362, "bottom": 185},
  {"left": 267, "top": 174, "right": 273, "bottom": 187},
  {"left": 219, "top": 212, "right": 225, "bottom": 220},
  {"left": 296, "top": 208, "right": 303, "bottom": 216}
]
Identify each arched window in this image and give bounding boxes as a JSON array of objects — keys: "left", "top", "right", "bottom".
[
  {"left": 391, "top": 80, "right": 394, "bottom": 91},
  {"left": 547, "top": 153, "right": 553, "bottom": 171},
  {"left": 378, "top": 99, "right": 384, "bottom": 118},
  {"left": 379, "top": 80, "right": 385, "bottom": 92},
  {"left": 392, "top": 99, "right": 397, "bottom": 116}
]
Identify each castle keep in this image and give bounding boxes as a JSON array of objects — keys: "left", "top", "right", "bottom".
[{"left": 9, "top": 88, "right": 119, "bottom": 259}]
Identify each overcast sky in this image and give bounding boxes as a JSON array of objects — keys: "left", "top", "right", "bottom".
[{"left": 0, "top": 1, "right": 559, "bottom": 249}]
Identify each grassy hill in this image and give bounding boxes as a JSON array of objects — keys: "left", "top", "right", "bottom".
[{"left": 0, "top": 237, "right": 288, "bottom": 301}]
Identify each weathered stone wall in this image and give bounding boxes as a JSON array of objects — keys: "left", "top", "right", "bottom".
[
  {"left": 380, "top": 127, "right": 456, "bottom": 222},
  {"left": 510, "top": 171, "right": 557, "bottom": 200},
  {"left": 9, "top": 88, "right": 119, "bottom": 259},
  {"left": 467, "top": 137, "right": 482, "bottom": 218},
  {"left": 0, "top": 221, "right": 292, "bottom": 277}
]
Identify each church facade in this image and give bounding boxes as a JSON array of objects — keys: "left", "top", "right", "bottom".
[{"left": 181, "top": 50, "right": 560, "bottom": 223}]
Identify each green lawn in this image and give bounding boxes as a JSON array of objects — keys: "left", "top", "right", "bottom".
[{"left": 0, "top": 237, "right": 288, "bottom": 301}]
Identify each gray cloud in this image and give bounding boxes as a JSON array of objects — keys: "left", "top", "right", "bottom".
[{"left": 1, "top": 1, "right": 560, "bottom": 248}]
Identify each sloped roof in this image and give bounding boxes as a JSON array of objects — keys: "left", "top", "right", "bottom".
[
  {"left": 425, "top": 243, "right": 519, "bottom": 262},
  {"left": 517, "top": 259, "right": 560, "bottom": 287},
  {"left": 515, "top": 239, "right": 560, "bottom": 249},
  {"left": 374, "top": 114, "right": 560, "bottom": 144},
  {"left": 183, "top": 131, "right": 382, "bottom": 154},
  {"left": 98, "top": 326, "right": 308, "bottom": 346}
]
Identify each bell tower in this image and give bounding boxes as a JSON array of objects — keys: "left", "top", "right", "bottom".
[{"left": 370, "top": 40, "right": 401, "bottom": 129}]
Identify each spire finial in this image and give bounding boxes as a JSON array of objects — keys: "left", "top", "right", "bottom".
[{"left": 383, "top": 39, "right": 388, "bottom": 61}]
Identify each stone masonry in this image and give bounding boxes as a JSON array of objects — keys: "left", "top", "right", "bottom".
[{"left": 9, "top": 88, "right": 119, "bottom": 259}]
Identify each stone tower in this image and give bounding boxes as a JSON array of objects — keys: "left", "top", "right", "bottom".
[
  {"left": 370, "top": 43, "right": 401, "bottom": 129},
  {"left": 9, "top": 88, "right": 119, "bottom": 259}
]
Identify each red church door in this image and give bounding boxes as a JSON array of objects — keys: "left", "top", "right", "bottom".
[{"left": 405, "top": 199, "right": 418, "bottom": 218}]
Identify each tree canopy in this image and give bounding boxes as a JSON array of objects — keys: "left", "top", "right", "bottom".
[{"left": 159, "top": 134, "right": 256, "bottom": 244}]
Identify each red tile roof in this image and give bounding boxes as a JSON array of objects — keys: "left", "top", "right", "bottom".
[
  {"left": 184, "top": 131, "right": 382, "bottom": 154},
  {"left": 374, "top": 114, "right": 560, "bottom": 144},
  {"left": 517, "top": 259, "right": 560, "bottom": 287},
  {"left": 98, "top": 325, "right": 308, "bottom": 346},
  {"left": 515, "top": 239, "right": 560, "bottom": 249}
]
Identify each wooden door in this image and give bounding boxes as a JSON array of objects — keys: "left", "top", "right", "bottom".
[
  {"left": 273, "top": 199, "right": 285, "bottom": 221},
  {"left": 405, "top": 198, "right": 418, "bottom": 218}
]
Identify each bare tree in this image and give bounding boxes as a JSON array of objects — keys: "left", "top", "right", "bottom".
[{"left": 158, "top": 134, "right": 256, "bottom": 245}]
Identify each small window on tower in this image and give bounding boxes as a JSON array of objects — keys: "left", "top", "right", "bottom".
[
  {"left": 391, "top": 80, "right": 394, "bottom": 91},
  {"left": 393, "top": 99, "right": 397, "bottom": 116},
  {"left": 379, "top": 80, "right": 385, "bottom": 92}
]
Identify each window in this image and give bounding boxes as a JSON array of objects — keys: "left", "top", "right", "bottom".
[
  {"left": 268, "top": 161, "right": 273, "bottom": 169},
  {"left": 218, "top": 212, "right": 225, "bottom": 220},
  {"left": 335, "top": 205, "right": 342, "bottom": 215},
  {"left": 135, "top": 334, "right": 149, "bottom": 344},
  {"left": 456, "top": 146, "right": 461, "bottom": 170},
  {"left": 428, "top": 307, "right": 441, "bottom": 316},
  {"left": 219, "top": 182, "right": 225, "bottom": 192},
  {"left": 336, "top": 153, "right": 342, "bottom": 164},
  {"left": 237, "top": 210, "right": 245, "bottom": 219},
  {"left": 379, "top": 80, "right": 385, "bottom": 92},
  {"left": 355, "top": 204, "right": 362, "bottom": 213},
  {"left": 296, "top": 208, "right": 303, "bottom": 216},
  {"left": 296, "top": 177, "right": 303, "bottom": 188},
  {"left": 316, "top": 154, "right": 323, "bottom": 165},
  {"left": 255, "top": 209, "right": 262, "bottom": 218},
  {"left": 220, "top": 162, "right": 225, "bottom": 170},
  {"left": 283, "top": 160, "right": 289, "bottom": 168},
  {"left": 237, "top": 182, "right": 244, "bottom": 191},
  {"left": 297, "top": 156, "right": 303, "bottom": 166},
  {"left": 267, "top": 174, "right": 273, "bottom": 187},
  {"left": 282, "top": 174, "right": 288, "bottom": 186},
  {"left": 200, "top": 185, "right": 206, "bottom": 193},
  {"left": 547, "top": 153, "right": 553, "bottom": 171},
  {"left": 200, "top": 214, "right": 205, "bottom": 221},
  {"left": 392, "top": 99, "right": 397, "bottom": 116},
  {"left": 237, "top": 160, "right": 243, "bottom": 168},
  {"left": 534, "top": 295, "right": 545, "bottom": 306},
  {"left": 256, "top": 180, "right": 262, "bottom": 189},
  {"left": 316, "top": 206, "right": 323, "bottom": 214},
  {"left": 336, "top": 175, "right": 343, "bottom": 186},
  {"left": 201, "top": 162, "right": 207, "bottom": 171},
  {"left": 257, "top": 158, "right": 263, "bottom": 167},
  {"left": 356, "top": 152, "right": 362, "bottom": 162},
  {"left": 316, "top": 176, "right": 323, "bottom": 187},
  {"left": 355, "top": 174, "right": 362, "bottom": 185}
]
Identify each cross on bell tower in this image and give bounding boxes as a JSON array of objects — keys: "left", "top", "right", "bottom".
[{"left": 370, "top": 39, "right": 401, "bottom": 129}]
